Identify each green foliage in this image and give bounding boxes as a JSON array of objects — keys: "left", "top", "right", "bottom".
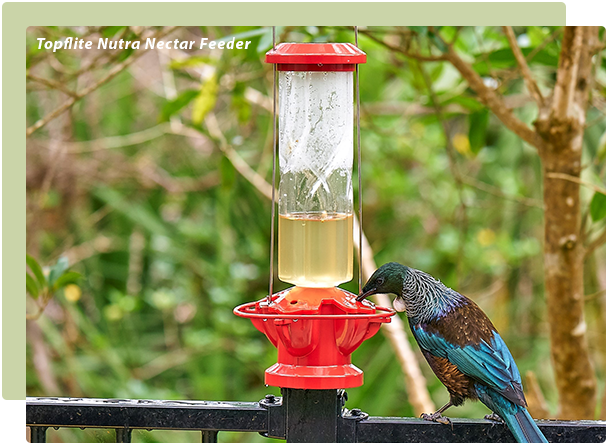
[
  {"left": 160, "top": 89, "right": 199, "bottom": 122},
  {"left": 192, "top": 74, "right": 218, "bottom": 125},
  {"left": 469, "top": 109, "right": 490, "bottom": 154},
  {"left": 590, "top": 192, "right": 606, "bottom": 221},
  {"left": 27, "top": 255, "right": 82, "bottom": 316}
]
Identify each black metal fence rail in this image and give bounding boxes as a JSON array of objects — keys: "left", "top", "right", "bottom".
[{"left": 27, "top": 391, "right": 606, "bottom": 443}]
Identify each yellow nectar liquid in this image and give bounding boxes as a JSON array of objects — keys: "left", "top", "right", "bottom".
[{"left": 278, "top": 212, "right": 353, "bottom": 287}]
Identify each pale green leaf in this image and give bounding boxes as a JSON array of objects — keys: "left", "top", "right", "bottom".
[
  {"left": 192, "top": 75, "right": 218, "bottom": 125},
  {"left": 26, "top": 273, "right": 39, "bottom": 299},
  {"left": 26, "top": 254, "right": 46, "bottom": 288}
]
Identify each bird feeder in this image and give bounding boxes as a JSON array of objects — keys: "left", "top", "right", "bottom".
[{"left": 234, "top": 42, "right": 395, "bottom": 390}]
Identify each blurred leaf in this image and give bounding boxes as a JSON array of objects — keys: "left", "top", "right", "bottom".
[
  {"left": 257, "top": 30, "right": 274, "bottom": 54},
  {"left": 597, "top": 129, "right": 606, "bottom": 162},
  {"left": 429, "top": 28, "right": 447, "bottom": 52},
  {"left": 117, "top": 47, "right": 136, "bottom": 63},
  {"left": 26, "top": 273, "right": 39, "bottom": 299},
  {"left": 48, "top": 256, "right": 69, "bottom": 286},
  {"left": 488, "top": 47, "right": 558, "bottom": 66},
  {"left": 409, "top": 26, "right": 428, "bottom": 37},
  {"left": 472, "top": 47, "right": 559, "bottom": 75},
  {"left": 101, "top": 26, "right": 126, "bottom": 38},
  {"left": 26, "top": 254, "right": 46, "bottom": 288},
  {"left": 442, "top": 95, "right": 484, "bottom": 112},
  {"left": 590, "top": 192, "right": 606, "bottom": 221},
  {"left": 256, "top": 27, "right": 284, "bottom": 54},
  {"left": 192, "top": 75, "right": 218, "bottom": 125},
  {"left": 160, "top": 89, "right": 199, "bottom": 122},
  {"left": 169, "top": 56, "right": 215, "bottom": 70},
  {"left": 53, "top": 271, "right": 82, "bottom": 290},
  {"left": 231, "top": 82, "right": 252, "bottom": 123},
  {"left": 95, "top": 187, "right": 170, "bottom": 236},
  {"left": 218, "top": 27, "right": 270, "bottom": 42},
  {"left": 469, "top": 109, "right": 490, "bottom": 154},
  {"left": 220, "top": 156, "right": 236, "bottom": 190}
]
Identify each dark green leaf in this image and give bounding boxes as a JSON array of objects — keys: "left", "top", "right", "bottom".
[
  {"left": 117, "top": 47, "right": 135, "bottom": 63},
  {"left": 101, "top": 26, "right": 127, "bottom": 38},
  {"left": 441, "top": 95, "right": 484, "bottom": 112},
  {"left": 160, "top": 89, "right": 199, "bottom": 122},
  {"left": 469, "top": 109, "right": 490, "bottom": 154},
  {"left": 409, "top": 26, "right": 428, "bottom": 37},
  {"left": 429, "top": 30, "right": 447, "bottom": 53},
  {"left": 53, "top": 271, "right": 82, "bottom": 290},
  {"left": 590, "top": 192, "right": 606, "bottom": 221},
  {"left": 472, "top": 47, "right": 559, "bottom": 76},
  {"left": 48, "top": 256, "right": 69, "bottom": 286},
  {"left": 26, "top": 254, "right": 46, "bottom": 288},
  {"left": 26, "top": 273, "right": 39, "bottom": 299},
  {"left": 220, "top": 156, "right": 236, "bottom": 190}
]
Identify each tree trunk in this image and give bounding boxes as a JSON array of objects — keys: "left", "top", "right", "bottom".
[{"left": 534, "top": 26, "right": 599, "bottom": 419}]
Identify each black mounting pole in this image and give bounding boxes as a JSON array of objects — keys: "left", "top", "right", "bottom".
[
  {"left": 282, "top": 388, "right": 340, "bottom": 443},
  {"left": 30, "top": 426, "right": 47, "bottom": 443},
  {"left": 201, "top": 430, "right": 218, "bottom": 443},
  {"left": 116, "top": 428, "right": 132, "bottom": 443}
]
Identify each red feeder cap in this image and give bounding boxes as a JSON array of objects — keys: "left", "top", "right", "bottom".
[{"left": 266, "top": 42, "right": 366, "bottom": 72}]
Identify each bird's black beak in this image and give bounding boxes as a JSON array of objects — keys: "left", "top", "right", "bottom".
[{"left": 356, "top": 287, "right": 377, "bottom": 302}]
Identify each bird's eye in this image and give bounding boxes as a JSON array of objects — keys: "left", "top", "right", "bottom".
[{"left": 377, "top": 277, "right": 385, "bottom": 286}]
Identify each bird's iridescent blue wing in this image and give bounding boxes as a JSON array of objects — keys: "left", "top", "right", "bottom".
[{"left": 412, "top": 322, "right": 526, "bottom": 407}]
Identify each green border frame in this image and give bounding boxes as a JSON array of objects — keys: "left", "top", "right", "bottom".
[{"left": 6, "top": 2, "right": 566, "bottom": 400}]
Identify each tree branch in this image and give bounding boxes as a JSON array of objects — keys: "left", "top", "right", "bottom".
[
  {"left": 26, "top": 27, "right": 177, "bottom": 138},
  {"left": 585, "top": 227, "right": 606, "bottom": 259},
  {"left": 27, "top": 74, "right": 78, "bottom": 98},
  {"left": 551, "top": 27, "right": 583, "bottom": 122},
  {"left": 502, "top": 26, "right": 544, "bottom": 107},
  {"left": 524, "top": 370, "right": 551, "bottom": 418},
  {"left": 360, "top": 30, "right": 447, "bottom": 62},
  {"left": 460, "top": 175, "right": 544, "bottom": 209},
  {"left": 545, "top": 172, "right": 606, "bottom": 196},
  {"left": 443, "top": 44, "right": 546, "bottom": 152}
]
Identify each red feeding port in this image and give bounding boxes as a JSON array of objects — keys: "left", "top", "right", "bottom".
[{"left": 234, "top": 287, "right": 395, "bottom": 389}]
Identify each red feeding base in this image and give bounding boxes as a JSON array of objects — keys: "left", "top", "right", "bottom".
[{"left": 234, "top": 287, "right": 395, "bottom": 389}]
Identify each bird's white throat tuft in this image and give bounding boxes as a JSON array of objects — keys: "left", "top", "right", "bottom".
[{"left": 393, "top": 297, "right": 406, "bottom": 312}]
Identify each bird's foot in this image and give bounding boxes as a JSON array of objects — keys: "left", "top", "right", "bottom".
[
  {"left": 484, "top": 413, "right": 504, "bottom": 424},
  {"left": 421, "top": 411, "right": 452, "bottom": 426}
]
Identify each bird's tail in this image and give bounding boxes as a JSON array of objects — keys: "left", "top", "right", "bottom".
[{"left": 501, "top": 408, "right": 548, "bottom": 443}]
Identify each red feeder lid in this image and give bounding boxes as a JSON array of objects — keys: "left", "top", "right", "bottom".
[{"left": 266, "top": 42, "right": 366, "bottom": 72}]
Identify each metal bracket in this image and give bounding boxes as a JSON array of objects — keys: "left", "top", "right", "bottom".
[{"left": 259, "top": 394, "right": 285, "bottom": 439}]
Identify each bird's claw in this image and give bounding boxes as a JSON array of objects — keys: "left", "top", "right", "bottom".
[
  {"left": 421, "top": 412, "right": 452, "bottom": 426},
  {"left": 484, "top": 413, "right": 504, "bottom": 424}
]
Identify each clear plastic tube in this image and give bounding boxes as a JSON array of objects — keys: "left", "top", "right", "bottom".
[{"left": 277, "top": 71, "right": 354, "bottom": 287}]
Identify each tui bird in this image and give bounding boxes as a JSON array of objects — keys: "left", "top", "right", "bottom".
[{"left": 357, "top": 262, "right": 548, "bottom": 443}]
